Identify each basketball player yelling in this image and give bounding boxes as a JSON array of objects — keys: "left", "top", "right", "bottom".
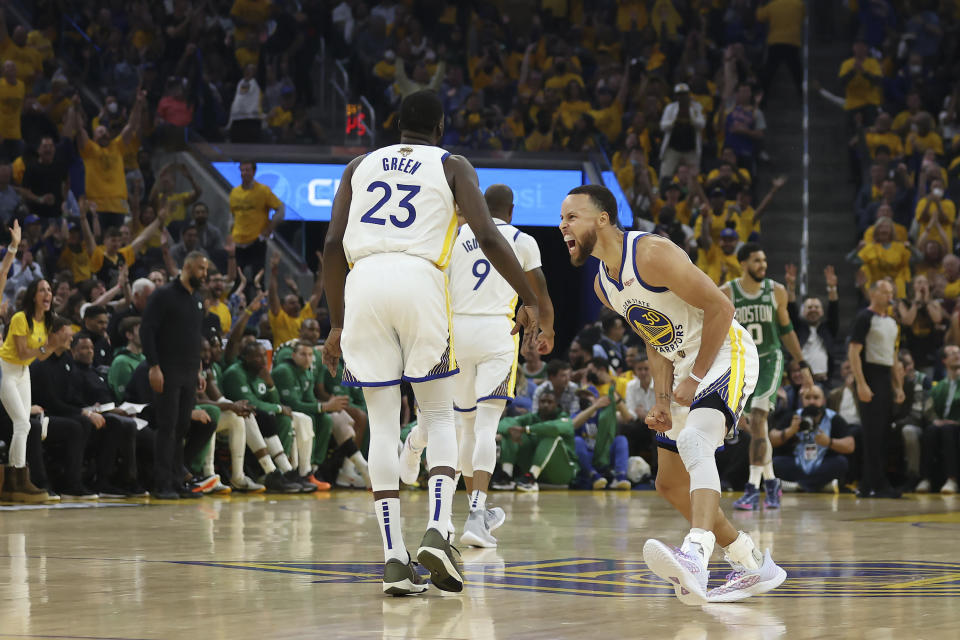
[
  {"left": 559, "top": 185, "right": 786, "bottom": 605},
  {"left": 324, "top": 90, "right": 542, "bottom": 596}
]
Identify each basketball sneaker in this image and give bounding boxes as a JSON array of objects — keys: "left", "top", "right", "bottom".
[
  {"left": 485, "top": 506, "right": 506, "bottom": 532},
  {"left": 460, "top": 510, "right": 498, "bottom": 548},
  {"left": 610, "top": 476, "right": 632, "bottom": 490},
  {"left": 642, "top": 538, "right": 708, "bottom": 606},
  {"left": 231, "top": 475, "right": 266, "bottom": 493},
  {"left": 399, "top": 436, "right": 422, "bottom": 486},
  {"left": 417, "top": 527, "right": 464, "bottom": 592},
  {"left": 516, "top": 472, "right": 539, "bottom": 492},
  {"left": 490, "top": 469, "right": 515, "bottom": 491},
  {"left": 706, "top": 550, "right": 787, "bottom": 602},
  {"left": 733, "top": 482, "right": 760, "bottom": 510},
  {"left": 382, "top": 555, "right": 429, "bottom": 596},
  {"left": 763, "top": 478, "right": 782, "bottom": 509},
  {"left": 915, "top": 479, "right": 931, "bottom": 493}
]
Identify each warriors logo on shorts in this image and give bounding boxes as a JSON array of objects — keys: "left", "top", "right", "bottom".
[{"left": 626, "top": 304, "right": 682, "bottom": 352}]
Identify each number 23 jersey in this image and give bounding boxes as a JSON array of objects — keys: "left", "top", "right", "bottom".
[
  {"left": 344, "top": 144, "right": 459, "bottom": 269},
  {"left": 448, "top": 221, "right": 541, "bottom": 317}
]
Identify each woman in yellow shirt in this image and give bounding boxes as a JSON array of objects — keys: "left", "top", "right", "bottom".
[
  {"left": 850, "top": 218, "right": 912, "bottom": 298},
  {"left": 0, "top": 277, "right": 67, "bottom": 502}
]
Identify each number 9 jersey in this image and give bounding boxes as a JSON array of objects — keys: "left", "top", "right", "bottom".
[
  {"left": 448, "top": 221, "right": 541, "bottom": 317},
  {"left": 344, "top": 144, "right": 459, "bottom": 269}
]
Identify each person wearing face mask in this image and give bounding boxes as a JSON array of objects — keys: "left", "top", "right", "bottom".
[
  {"left": 138, "top": 251, "right": 209, "bottom": 499},
  {"left": 786, "top": 265, "right": 840, "bottom": 384}
]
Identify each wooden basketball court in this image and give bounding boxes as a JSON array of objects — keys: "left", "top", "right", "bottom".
[{"left": 1, "top": 490, "right": 958, "bottom": 639}]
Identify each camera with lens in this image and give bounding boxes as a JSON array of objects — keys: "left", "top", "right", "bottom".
[{"left": 797, "top": 406, "right": 822, "bottom": 433}]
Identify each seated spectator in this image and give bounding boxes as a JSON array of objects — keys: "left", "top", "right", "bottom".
[
  {"left": 917, "top": 345, "right": 960, "bottom": 495},
  {"left": 108, "top": 316, "right": 144, "bottom": 401},
  {"left": 772, "top": 385, "right": 855, "bottom": 492},
  {"left": 493, "top": 390, "right": 579, "bottom": 492},
  {"left": 532, "top": 359, "right": 580, "bottom": 416},
  {"left": 571, "top": 384, "right": 632, "bottom": 491},
  {"left": 267, "top": 254, "right": 323, "bottom": 346},
  {"left": 76, "top": 305, "right": 112, "bottom": 372},
  {"left": 894, "top": 350, "right": 929, "bottom": 491},
  {"left": 592, "top": 316, "right": 627, "bottom": 372}
]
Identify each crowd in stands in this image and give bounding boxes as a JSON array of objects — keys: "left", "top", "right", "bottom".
[
  {"left": 3, "top": 0, "right": 960, "bottom": 503},
  {"left": 815, "top": 0, "right": 960, "bottom": 496}
]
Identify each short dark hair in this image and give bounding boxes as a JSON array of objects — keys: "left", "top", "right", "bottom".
[
  {"left": 104, "top": 226, "right": 122, "bottom": 239},
  {"left": 47, "top": 313, "right": 71, "bottom": 334},
  {"left": 737, "top": 242, "right": 763, "bottom": 263},
  {"left": 601, "top": 316, "right": 623, "bottom": 333},
  {"left": 589, "top": 356, "right": 610, "bottom": 370},
  {"left": 84, "top": 304, "right": 108, "bottom": 319},
  {"left": 398, "top": 90, "right": 444, "bottom": 136},
  {"left": 239, "top": 161, "right": 257, "bottom": 172},
  {"left": 184, "top": 251, "right": 207, "bottom": 265},
  {"left": 546, "top": 359, "right": 572, "bottom": 378},
  {"left": 71, "top": 333, "right": 93, "bottom": 348},
  {"left": 567, "top": 184, "right": 619, "bottom": 227},
  {"left": 119, "top": 316, "right": 141, "bottom": 336}
]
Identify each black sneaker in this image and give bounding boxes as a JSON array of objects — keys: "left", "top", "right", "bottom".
[
  {"left": 416, "top": 528, "right": 464, "bottom": 592},
  {"left": 177, "top": 483, "right": 204, "bottom": 499},
  {"left": 382, "top": 555, "right": 428, "bottom": 596},
  {"left": 124, "top": 483, "right": 150, "bottom": 498},
  {"left": 264, "top": 469, "right": 302, "bottom": 494},
  {"left": 151, "top": 489, "right": 180, "bottom": 500},
  {"left": 516, "top": 472, "right": 539, "bottom": 493},
  {"left": 285, "top": 469, "right": 317, "bottom": 493},
  {"left": 490, "top": 468, "right": 515, "bottom": 491}
]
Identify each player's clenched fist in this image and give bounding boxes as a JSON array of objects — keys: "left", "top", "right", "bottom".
[{"left": 645, "top": 406, "right": 671, "bottom": 432}]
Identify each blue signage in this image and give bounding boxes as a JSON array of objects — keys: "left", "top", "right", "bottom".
[{"left": 212, "top": 162, "right": 584, "bottom": 227}]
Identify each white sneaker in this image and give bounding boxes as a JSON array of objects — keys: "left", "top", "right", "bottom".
[
  {"left": 399, "top": 436, "right": 423, "bottom": 486},
  {"left": 643, "top": 539, "right": 708, "bottom": 606},
  {"left": 460, "top": 510, "right": 497, "bottom": 548},
  {"left": 940, "top": 478, "right": 958, "bottom": 495},
  {"left": 231, "top": 475, "right": 266, "bottom": 493},
  {"left": 915, "top": 479, "right": 931, "bottom": 493},
  {"left": 336, "top": 464, "right": 366, "bottom": 488},
  {"left": 484, "top": 506, "right": 506, "bottom": 532},
  {"left": 706, "top": 550, "right": 787, "bottom": 603}
]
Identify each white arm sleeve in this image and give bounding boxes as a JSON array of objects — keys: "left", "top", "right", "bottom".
[{"left": 515, "top": 232, "right": 542, "bottom": 272}]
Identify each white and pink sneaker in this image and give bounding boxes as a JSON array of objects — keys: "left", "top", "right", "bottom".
[
  {"left": 643, "top": 538, "right": 709, "bottom": 606},
  {"left": 707, "top": 549, "right": 786, "bottom": 602}
]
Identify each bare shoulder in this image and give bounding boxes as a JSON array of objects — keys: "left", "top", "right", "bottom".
[
  {"left": 772, "top": 281, "right": 788, "bottom": 302},
  {"left": 719, "top": 280, "right": 733, "bottom": 298}
]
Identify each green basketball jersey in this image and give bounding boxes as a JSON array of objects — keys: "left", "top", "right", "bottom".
[{"left": 731, "top": 278, "right": 781, "bottom": 356}]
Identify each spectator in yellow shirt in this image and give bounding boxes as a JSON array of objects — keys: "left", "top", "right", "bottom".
[
  {"left": 69, "top": 91, "right": 145, "bottom": 230},
  {"left": 79, "top": 203, "right": 166, "bottom": 286},
  {"left": 0, "top": 12, "right": 39, "bottom": 87},
  {"left": 851, "top": 218, "right": 911, "bottom": 298},
  {"left": 838, "top": 39, "right": 882, "bottom": 118},
  {"left": 228, "top": 161, "right": 285, "bottom": 278},
  {"left": 905, "top": 113, "right": 944, "bottom": 157},
  {"left": 863, "top": 204, "right": 908, "bottom": 243},
  {"left": 0, "top": 60, "right": 25, "bottom": 159},
  {"left": 915, "top": 177, "right": 955, "bottom": 248},
  {"left": 865, "top": 112, "right": 904, "bottom": 159},
  {"left": 757, "top": 0, "right": 805, "bottom": 100},
  {"left": 267, "top": 253, "right": 323, "bottom": 346},
  {"left": 697, "top": 226, "right": 742, "bottom": 286},
  {"left": 149, "top": 161, "right": 202, "bottom": 237}
]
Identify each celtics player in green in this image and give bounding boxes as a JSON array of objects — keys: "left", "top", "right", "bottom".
[
  {"left": 497, "top": 390, "right": 579, "bottom": 491},
  {"left": 721, "top": 242, "right": 811, "bottom": 510}
]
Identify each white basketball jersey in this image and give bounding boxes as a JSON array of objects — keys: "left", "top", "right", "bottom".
[
  {"left": 448, "top": 221, "right": 541, "bottom": 317},
  {"left": 597, "top": 231, "right": 710, "bottom": 364},
  {"left": 344, "top": 144, "right": 459, "bottom": 269}
]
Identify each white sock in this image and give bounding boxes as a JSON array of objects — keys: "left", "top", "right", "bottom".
[
  {"left": 203, "top": 435, "right": 216, "bottom": 477},
  {"left": 529, "top": 465, "right": 542, "bottom": 479},
  {"left": 762, "top": 461, "right": 776, "bottom": 481},
  {"left": 723, "top": 531, "right": 763, "bottom": 570},
  {"left": 257, "top": 453, "right": 277, "bottom": 474},
  {"left": 469, "top": 490, "right": 486, "bottom": 512},
  {"left": 501, "top": 463, "right": 514, "bottom": 477},
  {"left": 427, "top": 475, "right": 455, "bottom": 534},
  {"left": 350, "top": 451, "right": 368, "bottom": 473},
  {"left": 454, "top": 471, "right": 462, "bottom": 486},
  {"left": 748, "top": 465, "right": 763, "bottom": 487},
  {"left": 374, "top": 498, "right": 407, "bottom": 562},
  {"left": 682, "top": 528, "right": 715, "bottom": 565},
  {"left": 229, "top": 423, "right": 246, "bottom": 481},
  {"left": 465, "top": 493, "right": 473, "bottom": 509},
  {"left": 266, "top": 436, "right": 293, "bottom": 473}
]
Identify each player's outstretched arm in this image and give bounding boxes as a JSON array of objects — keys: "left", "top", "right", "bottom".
[
  {"left": 446, "top": 154, "right": 539, "bottom": 334},
  {"left": 637, "top": 235, "right": 734, "bottom": 406},
  {"left": 322, "top": 158, "right": 361, "bottom": 374}
]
